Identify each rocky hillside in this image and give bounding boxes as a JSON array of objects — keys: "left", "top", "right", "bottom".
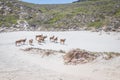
[{"left": 0, "top": 0, "right": 120, "bottom": 32}]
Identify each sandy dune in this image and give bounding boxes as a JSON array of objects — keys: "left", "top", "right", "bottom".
[{"left": 0, "top": 31, "right": 120, "bottom": 80}]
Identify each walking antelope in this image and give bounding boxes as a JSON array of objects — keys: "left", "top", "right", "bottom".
[
  {"left": 49, "top": 36, "right": 54, "bottom": 41},
  {"left": 36, "top": 37, "right": 42, "bottom": 44},
  {"left": 15, "top": 38, "right": 26, "bottom": 46},
  {"left": 29, "top": 39, "right": 33, "bottom": 45},
  {"left": 35, "top": 34, "right": 43, "bottom": 40},
  {"left": 43, "top": 36, "right": 47, "bottom": 41},
  {"left": 36, "top": 35, "right": 47, "bottom": 44},
  {"left": 53, "top": 37, "right": 58, "bottom": 43},
  {"left": 60, "top": 39, "right": 66, "bottom": 44}
]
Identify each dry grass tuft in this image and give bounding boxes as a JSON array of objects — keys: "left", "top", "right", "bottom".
[{"left": 21, "top": 47, "right": 65, "bottom": 57}]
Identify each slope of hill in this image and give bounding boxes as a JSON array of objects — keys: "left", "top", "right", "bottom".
[{"left": 0, "top": 0, "right": 120, "bottom": 32}]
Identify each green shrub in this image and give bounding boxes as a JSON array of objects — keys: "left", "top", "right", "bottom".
[
  {"left": 4, "top": 15, "right": 17, "bottom": 24},
  {"left": 39, "top": 7, "right": 47, "bottom": 12},
  {"left": 88, "top": 20, "right": 103, "bottom": 28},
  {"left": 47, "top": 13, "right": 65, "bottom": 24},
  {"left": 0, "top": 15, "right": 18, "bottom": 27},
  {"left": 115, "top": 9, "right": 120, "bottom": 17}
]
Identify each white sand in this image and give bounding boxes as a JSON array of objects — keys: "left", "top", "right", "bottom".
[{"left": 0, "top": 31, "right": 120, "bottom": 80}]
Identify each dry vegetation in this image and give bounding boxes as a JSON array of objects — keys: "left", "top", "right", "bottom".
[
  {"left": 21, "top": 47, "right": 65, "bottom": 57},
  {"left": 21, "top": 48, "right": 120, "bottom": 65},
  {"left": 63, "top": 49, "right": 120, "bottom": 65},
  {"left": 0, "top": 0, "right": 120, "bottom": 31},
  {"left": 63, "top": 49, "right": 96, "bottom": 64}
]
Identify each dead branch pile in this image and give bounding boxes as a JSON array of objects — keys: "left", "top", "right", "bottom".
[
  {"left": 63, "top": 49, "right": 120, "bottom": 65},
  {"left": 63, "top": 49, "right": 96, "bottom": 64}
]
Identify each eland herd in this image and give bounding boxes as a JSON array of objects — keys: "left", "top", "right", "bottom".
[{"left": 15, "top": 34, "right": 66, "bottom": 46}]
